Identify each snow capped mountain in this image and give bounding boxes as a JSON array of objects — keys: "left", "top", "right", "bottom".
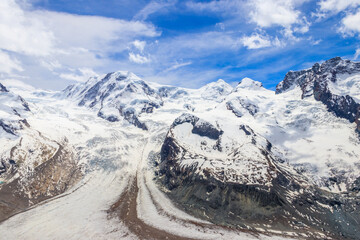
[
  {"left": 0, "top": 82, "right": 30, "bottom": 136},
  {"left": 0, "top": 82, "right": 81, "bottom": 222},
  {"left": 235, "top": 77, "right": 264, "bottom": 90},
  {"left": 276, "top": 57, "right": 360, "bottom": 131},
  {"left": 64, "top": 71, "right": 163, "bottom": 129},
  {"left": 1, "top": 58, "right": 360, "bottom": 239},
  {"left": 158, "top": 112, "right": 360, "bottom": 238},
  {"left": 199, "top": 79, "right": 233, "bottom": 102}
]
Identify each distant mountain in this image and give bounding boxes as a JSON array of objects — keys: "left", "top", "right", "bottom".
[{"left": 63, "top": 71, "right": 163, "bottom": 130}]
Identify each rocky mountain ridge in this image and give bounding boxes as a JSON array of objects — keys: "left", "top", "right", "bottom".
[{"left": 276, "top": 57, "right": 360, "bottom": 131}]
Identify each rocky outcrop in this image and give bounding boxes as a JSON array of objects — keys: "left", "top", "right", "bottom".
[
  {"left": 157, "top": 114, "right": 360, "bottom": 239},
  {"left": 0, "top": 140, "right": 81, "bottom": 222},
  {"left": 276, "top": 57, "right": 360, "bottom": 131},
  {"left": 226, "top": 98, "right": 259, "bottom": 117},
  {"left": 0, "top": 83, "right": 8, "bottom": 92}
]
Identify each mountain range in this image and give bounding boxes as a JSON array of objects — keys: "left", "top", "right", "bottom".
[{"left": 0, "top": 57, "right": 360, "bottom": 239}]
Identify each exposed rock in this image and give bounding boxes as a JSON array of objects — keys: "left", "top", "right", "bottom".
[
  {"left": 0, "top": 141, "right": 81, "bottom": 222},
  {"left": 276, "top": 57, "right": 360, "bottom": 131},
  {"left": 226, "top": 98, "right": 259, "bottom": 117},
  {"left": 0, "top": 83, "right": 8, "bottom": 92},
  {"left": 157, "top": 114, "right": 360, "bottom": 239}
]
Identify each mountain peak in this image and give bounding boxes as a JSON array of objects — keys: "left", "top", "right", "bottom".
[
  {"left": 110, "top": 71, "right": 141, "bottom": 81},
  {"left": 200, "top": 79, "right": 233, "bottom": 101},
  {"left": 276, "top": 57, "right": 360, "bottom": 132},
  {"left": 236, "top": 77, "right": 263, "bottom": 90},
  {"left": 63, "top": 71, "right": 162, "bottom": 130},
  {"left": 276, "top": 57, "right": 360, "bottom": 95}
]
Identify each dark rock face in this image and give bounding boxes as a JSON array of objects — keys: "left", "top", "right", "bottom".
[
  {"left": 157, "top": 115, "right": 360, "bottom": 239},
  {"left": 78, "top": 73, "right": 113, "bottom": 107},
  {"left": 0, "top": 120, "right": 16, "bottom": 135},
  {"left": 276, "top": 57, "right": 360, "bottom": 131},
  {"left": 119, "top": 107, "right": 148, "bottom": 130},
  {"left": 226, "top": 98, "right": 259, "bottom": 117},
  {"left": 171, "top": 113, "right": 223, "bottom": 140},
  {"left": 0, "top": 83, "right": 8, "bottom": 92}
]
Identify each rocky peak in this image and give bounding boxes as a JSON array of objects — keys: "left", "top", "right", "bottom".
[
  {"left": 276, "top": 57, "right": 360, "bottom": 95},
  {"left": 276, "top": 57, "right": 360, "bottom": 132}
]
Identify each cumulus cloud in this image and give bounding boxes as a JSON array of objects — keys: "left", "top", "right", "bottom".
[
  {"left": 248, "top": 0, "right": 302, "bottom": 28},
  {"left": 240, "top": 33, "right": 281, "bottom": 49},
  {"left": 318, "top": 0, "right": 360, "bottom": 13},
  {"left": 0, "top": 0, "right": 159, "bottom": 88},
  {"left": 187, "top": 0, "right": 309, "bottom": 44},
  {"left": 0, "top": 0, "right": 54, "bottom": 56},
  {"left": 129, "top": 52, "right": 150, "bottom": 64},
  {"left": 132, "top": 40, "right": 146, "bottom": 52},
  {"left": 340, "top": 10, "right": 360, "bottom": 36}
]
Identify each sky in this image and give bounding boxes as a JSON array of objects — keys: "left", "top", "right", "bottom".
[{"left": 0, "top": 0, "right": 359, "bottom": 90}]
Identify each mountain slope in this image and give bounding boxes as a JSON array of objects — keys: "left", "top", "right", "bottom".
[
  {"left": 276, "top": 57, "right": 360, "bottom": 131},
  {"left": 0, "top": 82, "right": 30, "bottom": 135},
  {"left": 0, "top": 83, "right": 82, "bottom": 222}
]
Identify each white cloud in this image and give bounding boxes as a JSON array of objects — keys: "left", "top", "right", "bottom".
[
  {"left": 163, "top": 61, "right": 192, "bottom": 72},
  {"left": 318, "top": 0, "right": 360, "bottom": 13},
  {"left": 340, "top": 10, "right": 360, "bottom": 36},
  {"left": 129, "top": 52, "right": 150, "bottom": 64},
  {"left": 35, "top": 11, "right": 158, "bottom": 53},
  {"left": 354, "top": 48, "right": 360, "bottom": 60},
  {"left": 0, "top": 0, "right": 54, "bottom": 56},
  {"left": 0, "top": 79, "right": 35, "bottom": 91},
  {"left": 245, "top": 0, "right": 311, "bottom": 43},
  {"left": 240, "top": 34, "right": 273, "bottom": 49},
  {"left": 0, "top": 0, "right": 160, "bottom": 88},
  {"left": 0, "top": 50, "right": 23, "bottom": 73},
  {"left": 59, "top": 68, "right": 98, "bottom": 82},
  {"left": 40, "top": 59, "right": 62, "bottom": 71},
  {"left": 248, "top": 0, "right": 303, "bottom": 28},
  {"left": 134, "top": 0, "right": 176, "bottom": 21},
  {"left": 293, "top": 17, "right": 310, "bottom": 33},
  {"left": 132, "top": 40, "right": 146, "bottom": 52}
]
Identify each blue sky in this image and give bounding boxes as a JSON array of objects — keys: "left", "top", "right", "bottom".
[{"left": 0, "top": 0, "right": 360, "bottom": 90}]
